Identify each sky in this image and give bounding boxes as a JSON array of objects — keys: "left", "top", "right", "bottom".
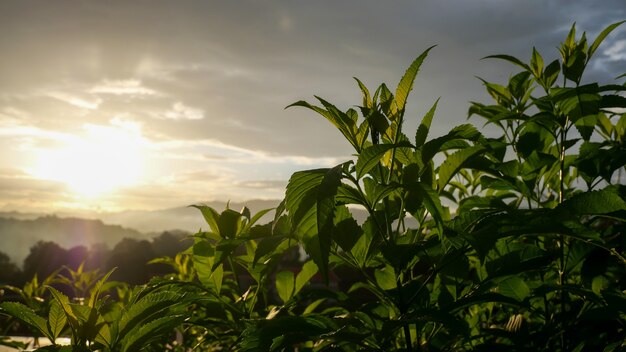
[{"left": 0, "top": 0, "right": 625, "bottom": 214}]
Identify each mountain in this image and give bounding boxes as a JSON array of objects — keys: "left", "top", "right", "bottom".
[
  {"left": 0, "top": 200, "right": 281, "bottom": 266},
  {"left": 98, "top": 199, "right": 281, "bottom": 233},
  {"left": 0, "top": 199, "right": 372, "bottom": 267},
  {"left": 0, "top": 215, "right": 150, "bottom": 266}
]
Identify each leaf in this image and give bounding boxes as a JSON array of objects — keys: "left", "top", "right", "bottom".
[
  {"left": 285, "top": 165, "right": 344, "bottom": 282},
  {"left": 354, "top": 77, "right": 372, "bottom": 107},
  {"left": 191, "top": 204, "right": 220, "bottom": 235},
  {"left": 275, "top": 270, "right": 295, "bottom": 303},
  {"left": 88, "top": 268, "right": 115, "bottom": 308},
  {"left": 588, "top": 20, "right": 626, "bottom": 60},
  {"left": 47, "top": 300, "right": 67, "bottom": 341},
  {"left": 406, "top": 183, "right": 446, "bottom": 235},
  {"left": 120, "top": 315, "right": 185, "bottom": 352},
  {"left": 253, "top": 236, "right": 286, "bottom": 266},
  {"left": 333, "top": 205, "right": 363, "bottom": 252},
  {"left": 192, "top": 239, "right": 225, "bottom": 294},
  {"left": 422, "top": 124, "right": 481, "bottom": 163},
  {"left": 395, "top": 45, "right": 436, "bottom": 112},
  {"left": 498, "top": 276, "right": 530, "bottom": 302},
  {"left": 356, "top": 141, "right": 412, "bottom": 179},
  {"left": 294, "top": 260, "right": 318, "bottom": 296},
  {"left": 246, "top": 208, "right": 275, "bottom": 231},
  {"left": 47, "top": 287, "right": 79, "bottom": 331},
  {"left": 218, "top": 208, "right": 242, "bottom": 239},
  {"left": 556, "top": 187, "right": 626, "bottom": 216},
  {"left": 415, "top": 99, "right": 439, "bottom": 147},
  {"left": 0, "top": 302, "right": 52, "bottom": 340},
  {"left": 374, "top": 265, "right": 396, "bottom": 290},
  {"left": 530, "top": 47, "right": 544, "bottom": 78},
  {"left": 437, "top": 145, "right": 486, "bottom": 190},
  {"left": 483, "top": 54, "right": 530, "bottom": 71},
  {"left": 314, "top": 164, "right": 343, "bottom": 282},
  {"left": 95, "top": 323, "right": 112, "bottom": 349},
  {"left": 543, "top": 59, "right": 561, "bottom": 87},
  {"left": 287, "top": 98, "right": 360, "bottom": 151},
  {"left": 117, "top": 291, "right": 186, "bottom": 342}
]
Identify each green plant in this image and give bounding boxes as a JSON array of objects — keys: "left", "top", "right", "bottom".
[
  {"left": 0, "top": 268, "right": 190, "bottom": 352},
  {"left": 463, "top": 21, "right": 626, "bottom": 350},
  {"left": 2, "top": 19, "right": 625, "bottom": 352},
  {"left": 234, "top": 21, "right": 626, "bottom": 351}
]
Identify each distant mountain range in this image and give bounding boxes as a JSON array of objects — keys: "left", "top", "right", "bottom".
[{"left": 0, "top": 200, "right": 281, "bottom": 266}]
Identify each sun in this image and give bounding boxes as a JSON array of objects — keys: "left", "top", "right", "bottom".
[{"left": 32, "top": 123, "right": 145, "bottom": 198}]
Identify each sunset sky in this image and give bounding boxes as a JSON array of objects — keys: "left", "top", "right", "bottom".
[{"left": 1, "top": 1, "right": 624, "bottom": 214}]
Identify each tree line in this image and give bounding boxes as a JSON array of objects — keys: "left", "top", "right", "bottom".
[{"left": 0, "top": 231, "right": 192, "bottom": 288}]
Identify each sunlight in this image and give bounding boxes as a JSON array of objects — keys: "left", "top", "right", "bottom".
[{"left": 32, "top": 122, "right": 145, "bottom": 198}]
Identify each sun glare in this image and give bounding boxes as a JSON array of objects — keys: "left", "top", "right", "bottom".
[{"left": 32, "top": 123, "right": 145, "bottom": 198}]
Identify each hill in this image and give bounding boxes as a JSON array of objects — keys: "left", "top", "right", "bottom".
[{"left": 0, "top": 215, "right": 149, "bottom": 265}]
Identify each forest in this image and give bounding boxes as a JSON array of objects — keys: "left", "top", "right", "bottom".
[{"left": 1, "top": 21, "right": 625, "bottom": 351}]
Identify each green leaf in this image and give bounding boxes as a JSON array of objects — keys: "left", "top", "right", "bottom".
[
  {"left": 374, "top": 264, "right": 396, "bottom": 290},
  {"left": 275, "top": 270, "right": 295, "bottom": 303},
  {"left": 94, "top": 322, "right": 112, "bottom": 350},
  {"left": 395, "top": 45, "right": 436, "bottom": 112},
  {"left": 295, "top": 260, "right": 318, "bottom": 296},
  {"left": 556, "top": 186, "right": 626, "bottom": 216},
  {"left": 314, "top": 164, "right": 343, "bottom": 282},
  {"left": 253, "top": 236, "right": 286, "bottom": 266},
  {"left": 285, "top": 165, "right": 344, "bottom": 282},
  {"left": 483, "top": 54, "right": 530, "bottom": 71},
  {"left": 245, "top": 207, "right": 275, "bottom": 231},
  {"left": 88, "top": 268, "right": 115, "bottom": 308},
  {"left": 415, "top": 99, "right": 439, "bottom": 147},
  {"left": 354, "top": 77, "right": 372, "bottom": 108},
  {"left": 47, "top": 300, "right": 66, "bottom": 341},
  {"left": 191, "top": 239, "right": 223, "bottom": 293},
  {"left": 191, "top": 204, "right": 220, "bottom": 235},
  {"left": 356, "top": 141, "right": 412, "bottom": 179},
  {"left": 588, "top": 20, "right": 625, "bottom": 61},
  {"left": 120, "top": 315, "right": 185, "bottom": 352},
  {"left": 47, "top": 287, "right": 79, "bottom": 331},
  {"left": 287, "top": 98, "right": 360, "bottom": 151},
  {"left": 332, "top": 205, "right": 362, "bottom": 252},
  {"left": 437, "top": 145, "right": 486, "bottom": 190},
  {"left": 406, "top": 183, "right": 446, "bottom": 235},
  {"left": 498, "top": 276, "right": 530, "bottom": 301},
  {"left": 543, "top": 59, "right": 561, "bottom": 87},
  {"left": 0, "top": 302, "right": 52, "bottom": 340},
  {"left": 218, "top": 209, "right": 242, "bottom": 239},
  {"left": 530, "top": 47, "right": 544, "bottom": 78},
  {"left": 422, "top": 124, "right": 481, "bottom": 163},
  {"left": 117, "top": 291, "right": 186, "bottom": 342}
]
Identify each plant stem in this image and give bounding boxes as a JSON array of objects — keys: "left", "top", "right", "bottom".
[{"left": 558, "top": 117, "right": 569, "bottom": 350}]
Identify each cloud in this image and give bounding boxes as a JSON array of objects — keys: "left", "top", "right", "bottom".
[
  {"left": 604, "top": 39, "right": 626, "bottom": 61},
  {"left": 162, "top": 102, "right": 204, "bottom": 120},
  {"left": 47, "top": 91, "right": 101, "bottom": 110},
  {"left": 89, "top": 79, "right": 157, "bottom": 96},
  {"left": 236, "top": 179, "right": 286, "bottom": 190}
]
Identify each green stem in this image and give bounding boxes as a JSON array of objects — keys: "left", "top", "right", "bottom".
[{"left": 558, "top": 116, "right": 569, "bottom": 350}]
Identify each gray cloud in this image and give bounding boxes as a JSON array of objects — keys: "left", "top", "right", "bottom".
[{"left": 0, "top": 0, "right": 624, "bottom": 211}]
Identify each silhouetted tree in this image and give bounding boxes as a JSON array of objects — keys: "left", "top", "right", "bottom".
[
  {"left": 0, "top": 251, "right": 21, "bottom": 285},
  {"left": 66, "top": 245, "right": 89, "bottom": 270},
  {"left": 106, "top": 238, "right": 156, "bottom": 284},
  {"left": 152, "top": 231, "right": 191, "bottom": 257},
  {"left": 22, "top": 241, "right": 67, "bottom": 280},
  {"left": 84, "top": 243, "right": 110, "bottom": 271}
]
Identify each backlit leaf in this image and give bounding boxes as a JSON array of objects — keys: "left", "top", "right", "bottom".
[{"left": 395, "top": 45, "right": 435, "bottom": 112}]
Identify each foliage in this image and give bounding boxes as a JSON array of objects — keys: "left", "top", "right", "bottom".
[{"left": 1, "top": 20, "right": 625, "bottom": 352}]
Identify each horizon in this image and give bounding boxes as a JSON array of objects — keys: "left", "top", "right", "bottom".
[{"left": 1, "top": 1, "right": 625, "bottom": 214}]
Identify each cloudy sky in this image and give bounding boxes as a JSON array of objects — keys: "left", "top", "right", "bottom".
[{"left": 0, "top": 0, "right": 624, "bottom": 214}]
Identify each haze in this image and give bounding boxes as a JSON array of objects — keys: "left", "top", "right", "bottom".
[{"left": 1, "top": 1, "right": 624, "bottom": 214}]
